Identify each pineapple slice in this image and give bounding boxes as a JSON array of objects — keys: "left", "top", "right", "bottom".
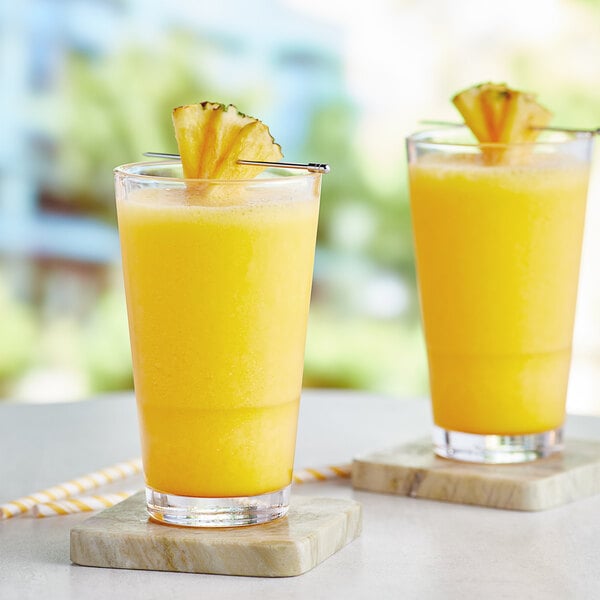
[
  {"left": 172, "top": 102, "right": 283, "bottom": 179},
  {"left": 496, "top": 91, "right": 553, "bottom": 144},
  {"left": 452, "top": 84, "right": 491, "bottom": 143},
  {"left": 479, "top": 83, "right": 511, "bottom": 142},
  {"left": 452, "top": 83, "right": 553, "bottom": 144}
]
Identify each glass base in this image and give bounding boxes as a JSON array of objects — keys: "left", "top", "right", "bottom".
[
  {"left": 433, "top": 425, "right": 564, "bottom": 464},
  {"left": 145, "top": 484, "right": 290, "bottom": 527}
]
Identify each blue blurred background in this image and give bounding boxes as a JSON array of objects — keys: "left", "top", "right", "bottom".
[{"left": 1, "top": 0, "right": 599, "bottom": 411}]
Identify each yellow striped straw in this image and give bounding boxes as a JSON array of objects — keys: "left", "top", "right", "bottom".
[
  {"left": 29, "top": 464, "right": 351, "bottom": 517},
  {"left": 292, "top": 463, "right": 352, "bottom": 484},
  {"left": 33, "top": 464, "right": 353, "bottom": 517},
  {"left": 0, "top": 458, "right": 142, "bottom": 520},
  {"left": 32, "top": 491, "right": 137, "bottom": 518},
  {"left": 1, "top": 460, "right": 352, "bottom": 519}
]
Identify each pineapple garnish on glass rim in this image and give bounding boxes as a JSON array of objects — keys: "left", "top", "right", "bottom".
[
  {"left": 172, "top": 101, "right": 283, "bottom": 180},
  {"left": 452, "top": 83, "right": 553, "bottom": 164}
]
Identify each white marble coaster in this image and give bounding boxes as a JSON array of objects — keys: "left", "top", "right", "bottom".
[
  {"left": 71, "top": 493, "right": 361, "bottom": 577},
  {"left": 352, "top": 438, "right": 600, "bottom": 511}
]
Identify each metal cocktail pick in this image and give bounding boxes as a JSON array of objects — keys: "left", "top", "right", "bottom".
[
  {"left": 143, "top": 152, "right": 330, "bottom": 174},
  {"left": 419, "top": 120, "right": 600, "bottom": 135}
]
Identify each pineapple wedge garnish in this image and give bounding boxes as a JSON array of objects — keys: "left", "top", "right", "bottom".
[
  {"left": 452, "top": 83, "right": 553, "bottom": 149},
  {"left": 452, "top": 84, "right": 491, "bottom": 143},
  {"left": 172, "top": 102, "right": 283, "bottom": 179}
]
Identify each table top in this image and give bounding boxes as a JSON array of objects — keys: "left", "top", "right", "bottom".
[{"left": 2, "top": 389, "right": 600, "bottom": 599}]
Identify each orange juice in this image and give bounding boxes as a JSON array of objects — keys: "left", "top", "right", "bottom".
[
  {"left": 116, "top": 177, "right": 320, "bottom": 497},
  {"left": 409, "top": 153, "right": 589, "bottom": 435}
]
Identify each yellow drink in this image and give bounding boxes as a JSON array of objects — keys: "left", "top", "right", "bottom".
[
  {"left": 116, "top": 170, "right": 320, "bottom": 500},
  {"left": 409, "top": 151, "right": 589, "bottom": 437}
]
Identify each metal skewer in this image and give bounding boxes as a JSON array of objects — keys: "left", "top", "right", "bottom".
[
  {"left": 419, "top": 120, "right": 600, "bottom": 135},
  {"left": 532, "top": 126, "right": 600, "bottom": 134},
  {"left": 143, "top": 152, "right": 330, "bottom": 174}
]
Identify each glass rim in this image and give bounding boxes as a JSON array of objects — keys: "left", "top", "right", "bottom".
[
  {"left": 406, "top": 125, "right": 594, "bottom": 149},
  {"left": 113, "top": 160, "right": 322, "bottom": 184}
]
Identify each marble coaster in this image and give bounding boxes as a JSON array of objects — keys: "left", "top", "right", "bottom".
[
  {"left": 71, "top": 493, "right": 361, "bottom": 577},
  {"left": 352, "top": 438, "right": 600, "bottom": 511}
]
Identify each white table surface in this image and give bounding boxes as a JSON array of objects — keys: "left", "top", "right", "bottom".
[{"left": 2, "top": 389, "right": 600, "bottom": 600}]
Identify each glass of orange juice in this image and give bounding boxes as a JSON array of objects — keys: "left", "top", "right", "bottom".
[
  {"left": 114, "top": 161, "right": 321, "bottom": 525},
  {"left": 407, "top": 127, "right": 593, "bottom": 463}
]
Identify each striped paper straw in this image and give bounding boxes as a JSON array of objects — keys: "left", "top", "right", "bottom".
[
  {"left": 1, "top": 460, "right": 352, "bottom": 519},
  {"left": 30, "top": 464, "right": 352, "bottom": 517},
  {"left": 293, "top": 463, "right": 352, "bottom": 484},
  {"left": 32, "top": 491, "right": 137, "bottom": 518},
  {"left": 0, "top": 458, "right": 142, "bottom": 520}
]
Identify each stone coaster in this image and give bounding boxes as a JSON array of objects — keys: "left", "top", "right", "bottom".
[
  {"left": 352, "top": 438, "right": 600, "bottom": 511},
  {"left": 70, "top": 493, "right": 362, "bottom": 577}
]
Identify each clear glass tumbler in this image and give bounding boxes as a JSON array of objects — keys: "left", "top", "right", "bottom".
[
  {"left": 114, "top": 161, "right": 321, "bottom": 525},
  {"left": 407, "top": 127, "right": 593, "bottom": 463}
]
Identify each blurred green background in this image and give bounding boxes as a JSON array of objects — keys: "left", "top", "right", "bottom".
[{"left": 1, "top": 0, "right": 600, "bottom": 410}]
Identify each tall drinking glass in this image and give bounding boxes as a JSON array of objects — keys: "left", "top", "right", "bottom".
[
  {"left": 114, "top": 162, "right": 321, "bottom": 526},
  {"left": 407, "top": 128, "right": 593, "bottom": 463}
]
